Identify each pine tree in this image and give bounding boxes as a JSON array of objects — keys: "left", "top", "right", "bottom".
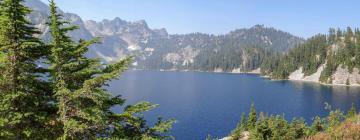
[
  {"left": 328, "top": 28, "right": 336, "bottom": 44},
  {"left": 310, "top": 116, "right": 323, "bottom": 135},
  {"left": 0, "top": 0, "right": 53, "bottom": 139},
  {"left": 336, "top": 28, "right": 343, "bottom": 41},
  {"left": 48, "top": 1, "right": 174, "bottom": 139},
  {"left": 48, "top": 0, "right": 130, "bottom": 138},
  {"left": 355, "top": 30, "right": 360, "bottom": 68},
  {"left": 240, "top": 112, "right": 247, "bottom": 130},
  {"left": 347, "top": 103, "right": 357, "bottom": 118},
  {"left": 248, "top": 103, "right": 257, "bottom": 129}
]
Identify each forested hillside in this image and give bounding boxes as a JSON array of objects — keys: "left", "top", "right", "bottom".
[
  {"left": 25, "top": 0, "right": 304, "bottom": 73},
  {"left": 261, "top": 27, "right": 360, "bottom": 85}
]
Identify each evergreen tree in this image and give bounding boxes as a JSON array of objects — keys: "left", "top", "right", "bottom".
[
  {"left": 336, "top": 28, "right": 343, "bottom": 41},
  {"left": 48, "top": 1, "right": 174, "bottom": 139},
  {"left": 248, "top": 103, "right": 257, "bottom": 129},
  {"left": 347, "top": 103, "right": 357, "bottom": 118},
  {"left": 240, "top": 112, "right": 247, "bottom": 130},
  {"left": 0, "top": 0, "right": 53, "bottom": 139},
  {"left": 48, "top": 0, "right": 128, "bottom": 138},
  {"left": 355, "top": 30, "right": 360, "bottom": 68},
  {"left": 230, "top": 112, "right": 247, "bottom": 139},
  {"left": 328, "top": 28, "right": 336, "bottom": 44},
  {"left": 310, "top": 116, "right": 323, "bottom": 135}
]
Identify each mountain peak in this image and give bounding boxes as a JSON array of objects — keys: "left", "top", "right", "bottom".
[
  {"left": 25, "top": 0, "right": 49, "bottom": 13},
  {"left": 252, "top": 24, "right": 266, "bottom": 29},
  {"left": 134, "top": 19, "right": 147, "bottom": 25}
]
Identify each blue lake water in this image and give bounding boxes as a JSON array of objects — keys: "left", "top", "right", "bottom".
[{"left": 108, "top": 70, "right": 360, "bottom": 140}]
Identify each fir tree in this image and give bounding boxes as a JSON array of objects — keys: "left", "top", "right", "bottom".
[
  {"left": 240, "top": 112, "right": 247, "bottom": 130},
  {"left": 48, "top": 0, "right": 128, "bottom": 138},
  {"left": 310, "top": 116, "right": 323, "bottom": 135},
  {"left": 328, "top": 28, "right": 336, "bottom": 44},
  {"left": 347, "top": 103, "right": 357, "bottom": 118},
  {"left": 336, "top": 28, "right": 343, "bottom": 41},
  {"left": 248, "top": 103, "right": 257, "bottom": 129},
  {"left": 48, "top": 1, "right": 174, "bottom": 139},
  {"left": 0, "top": 0, "right": 53, "bottom": 139}
]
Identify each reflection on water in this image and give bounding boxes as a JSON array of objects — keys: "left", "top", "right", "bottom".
[{"left": 108, "top": 71, "right": 360, "bottom": 140}]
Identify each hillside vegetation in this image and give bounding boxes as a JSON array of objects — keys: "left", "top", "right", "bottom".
[
  {"left": 261, "top": 27, "right": 360, "bottom": 85},
  {"left": 226, "top": 103, "right": 359, "bottom": 140}
]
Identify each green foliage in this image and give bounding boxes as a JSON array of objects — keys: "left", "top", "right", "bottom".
[
  {"left": 248, "top": 103, "right": 257, "bottom": 129},
  {"left": 230, "top": 112, "right": 247, "bottom": 139},
  {"left": 347, "top": 103, "right": 357, "bottom": 118},
  {"left": 262, "top": 35, "right": 328, "bottom": 79},
  {"left": 0, "top": 0, "right": 54, "bottom": 139},
  {"left": 0, "top": 0, "right": 174, "bottom": 139},
  {"left": 192, "top": 46, "right": 270, "bottom": 72},
  {"left": 47, "top": 1, "right": 174, "bottom": 139},
  {"left": 110, "top": 102, "right": 176, "bottom": 140},
  {"left": 229, "top": 103, "right": 356, "bottom": 140},
  {"left": 262, "top": 27, "right": 360, "bottom": 83},
  {"left": 139, "top": 25, "right": 304, "bottom": 72},
  {"left": 308, "top": 116, "right": 324, "bottom": 136}
]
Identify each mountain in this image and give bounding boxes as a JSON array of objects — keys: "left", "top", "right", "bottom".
[
  {"left": 84, "top": 19, "right": 304, "bottom": 72},
  {"left": 261, "top": 27, "right": 360, "bottom": 86},
  {"left": 25, "top": 0, "right": 304, "bottom": 72}
]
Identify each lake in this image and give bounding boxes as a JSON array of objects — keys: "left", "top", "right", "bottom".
[{"left": 108, "top": 70, "right": 360, "bottom": 140}]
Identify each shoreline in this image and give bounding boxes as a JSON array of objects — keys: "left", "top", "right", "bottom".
[
  {"left": 130, "top": 68, "right": 360, "bottom": 87},
  {"left": 130, "top": 68, "right": 262, "bottom": 75},
  {"left": 288, "top": 79, "right": 360, "bottom": 87},
  {"left": 268, "top": 77, "right": 360, "bottom": 87}
]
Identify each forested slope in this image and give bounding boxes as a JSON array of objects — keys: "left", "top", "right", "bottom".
[{"left": 261, "top": 27, "right": 360, "bottom": 85}]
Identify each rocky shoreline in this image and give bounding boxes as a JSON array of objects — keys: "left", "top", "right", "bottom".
[
  {"left": 132, "top": 67, "right": 360, "bottom": 87},
  {"left": 287, "top": 65, "right": 360, "bottom": 87}
]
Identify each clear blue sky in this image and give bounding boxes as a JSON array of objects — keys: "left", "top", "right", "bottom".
[{"left": 40, "top": 0, "right": 360, "bottom": 38}]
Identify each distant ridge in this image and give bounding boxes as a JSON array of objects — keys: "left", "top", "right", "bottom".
[{"left": 25, "top": 0, "right": 304, "bottom": 72}]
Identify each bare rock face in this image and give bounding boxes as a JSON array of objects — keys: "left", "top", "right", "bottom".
[
  {"left": 287, "top": 63, "right": 360, "bottom": 86},
  {"left": 288, "top": 64, "right": 325, "bottom": 83},
  {"left": 332, "top": 66, "right": 360, "bottom": 86}
]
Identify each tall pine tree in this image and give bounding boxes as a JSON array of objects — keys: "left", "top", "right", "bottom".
[
  {"left": 0, "top": 0, "right": 53, "bottom": 139},
  {"left": 248, "top": 103, "right": 257, "bottom": 129},
  {"left": 48, "top": 1, "right": 174, "bottom": 139},
  {"left": 48, "top": 0, "right": 130, "bottom": 138}
]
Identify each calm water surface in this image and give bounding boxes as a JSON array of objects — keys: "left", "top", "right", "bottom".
[{"left": 108, "top": 70, "right": 360, "bottom": 140}]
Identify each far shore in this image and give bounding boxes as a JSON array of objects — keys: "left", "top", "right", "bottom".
[{"left": 130, "top": 68, "right": 360, "bottom": 87}]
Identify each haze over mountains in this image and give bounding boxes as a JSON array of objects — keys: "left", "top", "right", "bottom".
[{"left": 25, "top": 0, "right": 304, "bottom": 72}]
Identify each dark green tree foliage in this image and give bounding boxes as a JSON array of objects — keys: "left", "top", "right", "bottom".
[
  {"left": 262, "top": 27, "right": 360, "bottom": 83},
  {"left": 111, "top": 102, "right": 175, "bottom": 140},
  {"left": 230, "top": 103, "right": 352, "bottom": 140},
  {"left": 248, "top": 114, "right": 309, "bottom": 140},
  {"left": 49, "top": 1, "right": 113, "bottom": 138},
  {"left": 138, "top": 25, "right": 304, "bottom": 72},
  {"left": 230, "top": 112, "right": 247, "bottom": 140},
  {"left": 47, "top": 1, "right": 174, "bottom": 139},
  {"left": 309, "top": 116, "right": 324, "bottom": 135},
  {"left": 355, "top": 29, "right": 360, "bottom": 68},
  {"left": 261, "top": 35, "right": 328, "bottom": 79},
  {"left": 248, "top": 103, "right": 257, "bottom": 129},
  {"left": 193, "top": 46, "right": 270, "bottom": 72},
  {"left": 0, "top": 0, "right": 53, "bottom": 139},
  {"left": 347, "top": 103, "right": 357, "bottom": 118}
]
